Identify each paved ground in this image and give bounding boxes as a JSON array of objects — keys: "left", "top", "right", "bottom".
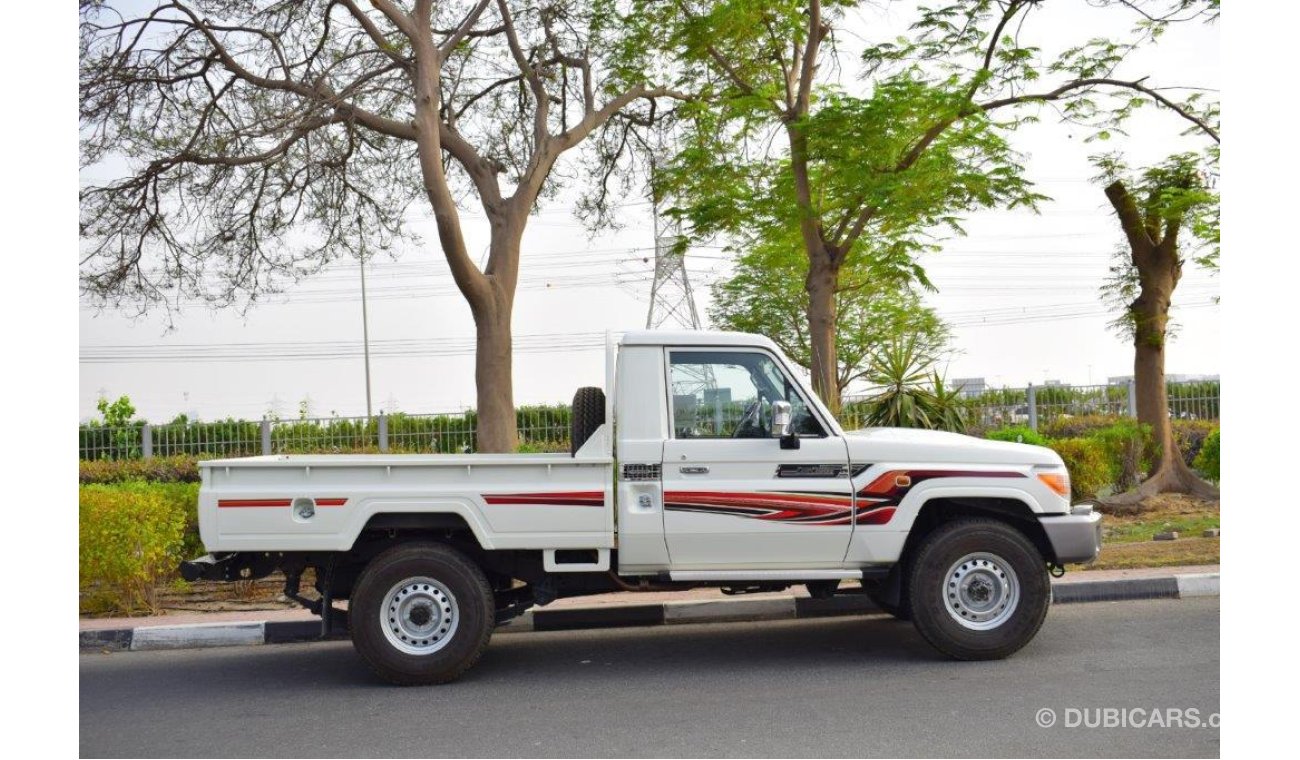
[{"left": 80, "top": 598, "right": 1219, "bottom": 758}]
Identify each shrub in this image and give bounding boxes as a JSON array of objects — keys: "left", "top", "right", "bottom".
[
  {"left": 984, "top": 426, "right": 1047, "bottom": 447},
  {"left": 79, "top": 455, "right": 203, "bottom": 484},
  {"left": 516, "top": 440, "right": 570, "bottom": 453},
  {"left": 1171, "top": 419, "right": 1217, "bottom": 467},
  {"left": 80, "top": 483, "right": 188, "bottom": 615},
  {"left": 1040, "top": 414, "right": 1125, "bottom": 439},
  {"left": 1047, "top": 438, "right": 1113, "bottom": 500},
  {"left": 1193, "top": 428, "right": 1220, "bottom": 481},
  {"left": 1087, "top": 419, "right": 1154, "bottom": 491},
  {"left": 148, "top": 482, "right": 203, "bottom": 559}
]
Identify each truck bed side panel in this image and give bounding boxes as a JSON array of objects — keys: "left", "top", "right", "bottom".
[{"left": 199, "top": 455, "right": 613, "bottom": 553}]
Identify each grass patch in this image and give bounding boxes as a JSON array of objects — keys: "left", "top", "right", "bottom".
[
  {"left": 1064, "top": 492, "right": 1220, "bottom": 571},
  {"left": 1098, "top": 493, "right": 1219, "bottom": 545},
  {"left": 1104, "top": 514, "right": 1220, "bottom": 544},
  {"left": 1073, "top": 537, "right": 1219, "bottom": 571}
]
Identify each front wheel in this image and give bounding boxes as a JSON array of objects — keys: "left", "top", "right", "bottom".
[
  {"left": 908, "top": 519, "right": 1050, "bottom": 660},
  {"left": 350, "top": 542, "right": 495, "bottom": 685}
]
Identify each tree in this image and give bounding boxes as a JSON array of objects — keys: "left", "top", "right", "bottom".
[
  {"left": 80, "top": 0, "right": 684, "bottom": 451},
  {"left": 708, "top": 234, "right": 949, "bottom": 401},
  {"left": 649, "top": 0, "right": 1219, "bottom": 413},
  {"left": 96, "top": 395, "right": 137, "bottom": 428},
  {"left": 1097, "top": 150, "right": 1219, "bottom": 500}
]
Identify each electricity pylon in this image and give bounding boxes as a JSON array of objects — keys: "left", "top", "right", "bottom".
[{"left": 645, "top": 207, "right": 703, "bottom": 330}]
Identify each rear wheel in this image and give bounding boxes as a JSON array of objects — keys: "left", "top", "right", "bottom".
[
  {"left": 350, "top": 542, "right": 494, "bottom": 685},
  {"left": 908, "top": 519, "right": 1050, "bottom": 660}
]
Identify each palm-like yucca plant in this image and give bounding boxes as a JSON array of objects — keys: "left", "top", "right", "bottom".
[
  {"left": 928, "top": 371, "right": 969, "bottom": 434},
  {"left": 858, "top": 338, "right": 967, "bottom": 433},
  {"left": 861, "top": 338, "right": 937, "bottom": 429}
]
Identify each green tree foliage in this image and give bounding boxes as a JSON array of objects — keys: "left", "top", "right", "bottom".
[
  {"left": 708, "top": 236, "right": 949, "bottom": 397},
  {"left": 644, "top": 0, "right": 1218, "bottom": 411},
  {"left": 96, "top": 395, "right": 136, "bottom": 427},
  {"left": 1099, "top": 149, "right": 1220, "bottom": 339}
]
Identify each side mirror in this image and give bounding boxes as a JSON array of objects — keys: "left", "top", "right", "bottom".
[{"left": 771, "top": 400, "right": 800, "bottom": 450}]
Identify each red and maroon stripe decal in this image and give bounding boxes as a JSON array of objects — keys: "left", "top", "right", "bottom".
[
  {"left": 853, "top": 469, "right": 1026, "bottom": 524},
  {"left": 664, "top": 469, "right": 1027, "bottom": 527},
  {"left": 217, "top": 497, "right": 349, "bottom": 508},
  {"left": 481, "top": 491, "right": 605, "bottom": 507},
  {"left": 665, "top": 491, "right": 855, "bottom": 526}
]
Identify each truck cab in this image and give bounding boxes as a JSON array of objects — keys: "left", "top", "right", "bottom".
[{"left": 185, "top": 330, "right": 1101, "bottom": 684}]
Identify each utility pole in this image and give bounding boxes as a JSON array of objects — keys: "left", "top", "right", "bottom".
[{"left": 357, "top": 218, "right": 373, "bottom": 419}]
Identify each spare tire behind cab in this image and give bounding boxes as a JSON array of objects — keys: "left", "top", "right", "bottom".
[{"left": 570, "top": 386, "right": 606, "bottom": 455}]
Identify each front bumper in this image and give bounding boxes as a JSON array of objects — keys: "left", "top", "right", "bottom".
[{"left": 1039, "top": 504, "right": 1103, "bottom": 564}]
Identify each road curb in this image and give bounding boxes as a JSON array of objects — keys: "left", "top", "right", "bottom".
[{"left": 80, "top": 572, "right": 1218, "bottom": 653}]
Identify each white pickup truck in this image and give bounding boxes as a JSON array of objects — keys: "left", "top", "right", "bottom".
[{"left": 183, "top": 330, "right": 1101, "bottom": 684}]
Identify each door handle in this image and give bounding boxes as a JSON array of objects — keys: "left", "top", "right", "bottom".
[{"left": 679, "top": 466, "right": 710, "bottom": 475}]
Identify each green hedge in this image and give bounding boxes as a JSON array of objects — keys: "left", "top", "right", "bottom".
[
  {"left": 80, "top": 483, "right": 191, "bottom": 615},
  {"left": 1087, "top": 419, "right": 1154, "bottom": 491},
  {"left": 1045, "top": 438, "right": 1112, "bottom": 500},
  {"left": 1034, "top": 415, "right": 1154, "bottom": 488},
  {"left": 1193, "top": 429, "right": 1220, "bottom": 481},
  {"left": 1040, "top": 414, "right": 1126, "bottom": 439},
  {"left": 984, "top": 426, "right": 1046, "bottom": 447},
  {"left": 80, "top": 455, "right": 204, "bottom": 484},
  {"left": 987, "top": 417, "right": 1222, "bottom": 495}
]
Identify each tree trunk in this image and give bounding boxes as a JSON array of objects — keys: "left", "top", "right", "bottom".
[
  {"left": 467, "top": 220, "right": 523, "bottom": 453},
  {"left": 1122, "top": 266, "right": 1218, "bottom": 501},
  {"left": 805, "top": 250, "right": 841, "bottom": 414},
  {"left": 471, "top": 293, "right": 517, "bottom": 453}
]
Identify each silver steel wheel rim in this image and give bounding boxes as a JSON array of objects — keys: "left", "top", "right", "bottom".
[
  {"left": 380, "top": 576, "right": 459, "bottom": 656},
  {"left": 943, "top": 552, "right": 1020, "bottom": 631}
]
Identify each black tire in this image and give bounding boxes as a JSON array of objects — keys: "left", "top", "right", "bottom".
[
  {"left": 349, "top": 542, "right": 494, "bottom": 685},
  {"left": 908, "top": 518, "right": 1050, "bottom": 660},
  {"left": 570, "top": 386, "right": 606, "bottom": 455}
]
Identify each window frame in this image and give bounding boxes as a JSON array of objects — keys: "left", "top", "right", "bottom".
[{"left": 662, "top": 346, "right": 834, "bottom": 441}]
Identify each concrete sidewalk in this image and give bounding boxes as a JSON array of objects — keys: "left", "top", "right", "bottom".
[{"left": 79, "top": 564, "right": 1219, "bottom": 652}]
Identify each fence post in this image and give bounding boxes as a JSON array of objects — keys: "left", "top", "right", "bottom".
[
  {"left": 261, "top": 419, "right": 272, "bottom": 455},
  {"left": 378, "top": 413, "right": 389, "bottom": 453},
  {"left": 141, "top": 424, "right": 153, "bottom": 459},
  {"left": 1127, "top": 380, "right": 1138, "bottom": 418},
  {"left": 1027, "top": 384, "right": 1038, "bottom": 431}
]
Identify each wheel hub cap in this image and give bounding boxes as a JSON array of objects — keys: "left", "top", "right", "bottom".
[
  {"left": 943, "top": 552, "right": 1020, "bottom": 631},
  {"left": 380, "top": 577, "right": 459, "bottom": 655}
]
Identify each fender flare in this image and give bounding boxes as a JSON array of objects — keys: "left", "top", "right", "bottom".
[
  {"left": 340, "top": 497, "right": 496, "bottom": 551},
  {"left": 889, "top": 484, "right": 1045, "bottom": 533}
]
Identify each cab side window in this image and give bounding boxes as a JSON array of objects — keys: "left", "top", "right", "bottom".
[{"left": 669, "top": 350, "right": 826, "bottom": 439}]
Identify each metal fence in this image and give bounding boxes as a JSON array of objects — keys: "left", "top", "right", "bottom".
[
  {"left": 79, "top": 405, "right": 572, "bottom": 460},
  {"left": 79, "top": 381, "right": 1218, "bottom": 460},
  {"left": 840, "top": 379, "right": 1218, "bottom": 433}
]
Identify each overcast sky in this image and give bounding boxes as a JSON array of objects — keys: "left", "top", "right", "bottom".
[{"left": 78, "top": 1, "right": 1219, "bottom": 423}]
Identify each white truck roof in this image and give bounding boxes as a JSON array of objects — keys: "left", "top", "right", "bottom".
[{"left": 618, "top": 330, "right": 780, "bottom": 351}]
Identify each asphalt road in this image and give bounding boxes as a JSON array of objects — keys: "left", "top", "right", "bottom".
[{"left": 80, "top": 598, "right": 1219, "bottom": 758}]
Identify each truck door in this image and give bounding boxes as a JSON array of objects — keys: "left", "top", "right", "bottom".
[{"left": 659, "top": 347, "right": 853, "bottom": 569}]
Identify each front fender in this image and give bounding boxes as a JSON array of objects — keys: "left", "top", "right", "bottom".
[{"left": 890, "top": 484, "right": 1047, "bottom": 534}]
